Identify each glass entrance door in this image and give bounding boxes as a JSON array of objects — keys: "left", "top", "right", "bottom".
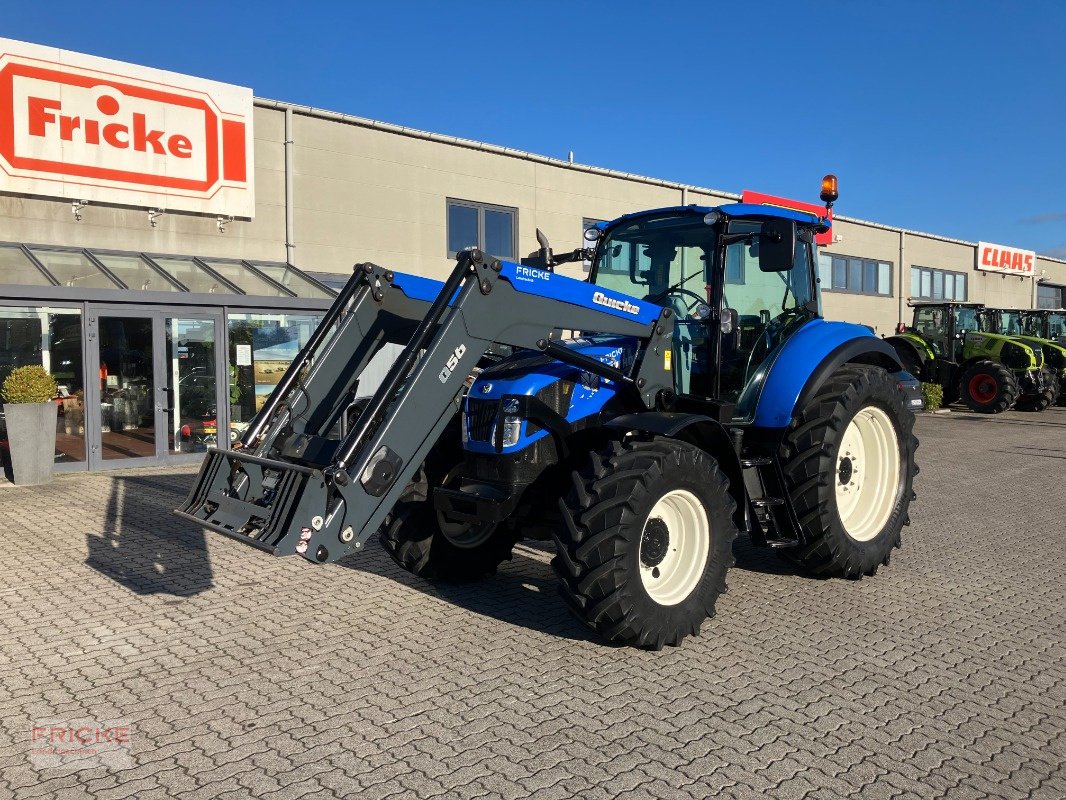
[
  {"left": 165, "top": 317, "right": 219, "bottom": 456},
  {"left": 95, "top": 315, "right": 157, "bottom": 461},
  {"left": 86, "top": 309, "right": 224, "bottom": 468}
]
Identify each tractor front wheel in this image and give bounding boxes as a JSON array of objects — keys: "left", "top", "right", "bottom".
[
  {"left": 1015, "top": 367, "right": 1058, "bottom": 412},
  {"left": 960, "top": 360, "right": 1019, "bottom": 413},
  {"left": 554, "top": 439, "right": 737, "bottom": 649},
  {"left": 779, "top": 365, "right": 918, "bottom": 578},
  {"left": 379, "top": 419, "right": 519, "bottom": 581}
]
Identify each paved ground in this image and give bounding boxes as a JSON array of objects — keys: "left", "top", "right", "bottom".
[{"left": 1, "top": 407, "right": 1064, "bottom": 799}]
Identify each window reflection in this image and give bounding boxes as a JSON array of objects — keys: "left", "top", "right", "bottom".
[
  {"left": 0, "top": 307, "right": 85, "bottom": 463},
  {"left": 227, "top": 313, "right": 323, "bottom": 442}
]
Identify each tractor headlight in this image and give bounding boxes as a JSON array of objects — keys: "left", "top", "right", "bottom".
[{"left": 500, "top": 416, "right": 523, "bottom": 448}]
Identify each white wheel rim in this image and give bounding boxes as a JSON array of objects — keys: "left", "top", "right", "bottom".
[
  {"left": 835, "top": 405, "right": 901, "bottom": 542},
  {"left": 639, "top": 489, "right": 710, "bottom": 606}
]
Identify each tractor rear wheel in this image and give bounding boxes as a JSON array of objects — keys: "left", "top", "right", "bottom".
[
  {"left": 959, "top": 360, "right": 1018, "bottom": 413},
  {"left": 1015, "top": 367, "right": 1058, "bottom": 412},
  {"left": 554, "top": 438, "right": 737, "bottom": 649},
  {"left": 778, "top": 365, "right": 917, "bottom": 578}
]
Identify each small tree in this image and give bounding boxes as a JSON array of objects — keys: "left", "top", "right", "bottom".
[{"left": 2, "top": 365, "right": 58, "bottom": 404}]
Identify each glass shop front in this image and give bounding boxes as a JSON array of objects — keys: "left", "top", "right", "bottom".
[{"left": 0, "top": 243, "right": 335, "bottom": 472}]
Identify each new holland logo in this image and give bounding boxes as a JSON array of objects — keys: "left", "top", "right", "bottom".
[
  {"left": 0, "top": 37, "right": 254, "bottom": 217},
  {"left": 592, "top": 291, "right": 640, "bottom": 315}
]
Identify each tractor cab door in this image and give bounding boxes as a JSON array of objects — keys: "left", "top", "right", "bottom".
[
  {"left": 717, "top": 230, "right": 816, "bottom": 404},
  {"left": 954, "top": 306, "right": 981, "bottom": 359}
]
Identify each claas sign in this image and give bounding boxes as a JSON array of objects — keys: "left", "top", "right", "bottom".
[{"left": 742, "top": 190, "right": 833, "bottom": 246}]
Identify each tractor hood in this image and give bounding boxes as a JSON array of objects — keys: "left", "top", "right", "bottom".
[{"left": 464, "top": 336, "right": 638, "bottom": 454}]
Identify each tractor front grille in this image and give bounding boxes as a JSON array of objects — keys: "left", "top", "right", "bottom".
[{"left": 466, "top": 398, "right": 497, "bottom": 442}]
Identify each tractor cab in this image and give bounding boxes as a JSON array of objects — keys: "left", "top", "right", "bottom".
[
  {"left": 586, "top": 203, "right": 825, "bottom": 418},
  {"left": 907, "top": 301, "right": 983, "bottom": 362},
  {"left": 1022, "top": 308, "right": 1066, "bottom": 343},
  {"left": 979, "top": 307, "right": 1026, "bottom": 337}
]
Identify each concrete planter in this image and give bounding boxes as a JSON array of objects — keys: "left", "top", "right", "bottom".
[{"left": 4, "top": 402, "right": 58, "bottom": 486}]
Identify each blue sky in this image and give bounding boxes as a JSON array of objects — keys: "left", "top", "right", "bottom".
[{"left": 5, "top": 1, "right": 1066, "bottom": 256}]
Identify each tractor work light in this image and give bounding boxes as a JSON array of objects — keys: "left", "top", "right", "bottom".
[
  {"left": 583, "top": 226, "right": 601, "bottom": 242},
  {"left": 820, "top": 174, "right": 839, "bottom": 208}
]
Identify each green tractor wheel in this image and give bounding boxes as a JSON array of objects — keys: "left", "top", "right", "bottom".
[
  {"left": 1016, "top": 367, "right": 1059, "bottom": 412},
  {"left": 959, "top": 360, "right": 1019, "bottom": 413}
]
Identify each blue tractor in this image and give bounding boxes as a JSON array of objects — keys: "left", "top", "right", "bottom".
[{"left": 178, "top": 176, "right": 921, "bottom": 649}]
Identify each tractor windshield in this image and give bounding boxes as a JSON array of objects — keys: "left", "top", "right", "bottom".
[
  {"left": 592, "top": 213, "right": 716, "bottom": 318},
  {"left": 998, "top": 311, "right": 1023, "bottom": 335}
]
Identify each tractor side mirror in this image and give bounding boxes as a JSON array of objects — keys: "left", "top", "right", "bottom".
[{"left": 758, "top": 218, "right": 796, "bottom": 272}]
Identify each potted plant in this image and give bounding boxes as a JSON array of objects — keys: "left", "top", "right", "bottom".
[{"left": 1, "top": 365, "right": 59, "bottom": 485}]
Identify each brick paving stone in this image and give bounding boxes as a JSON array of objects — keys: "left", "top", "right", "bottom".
[{"left": 1, "top": 408, "right": 1065, "bottom": 799}]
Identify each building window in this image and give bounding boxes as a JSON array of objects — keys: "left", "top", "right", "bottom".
[
  {"left": 447, "top": 199, "right": 516, "bottom": 260},
  {"left": 1038, "top": 283, "right": 1063, "bottom": 309},
  {"left": 818, "top": 253, "right": 892, "bottom": 296},
  {"left": 910, "top": 265, "right": 967, "bottom": 301}
]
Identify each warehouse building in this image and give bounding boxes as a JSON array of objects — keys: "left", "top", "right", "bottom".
[{"left": 2, "top": 37, "right": 1064, "bottom": 472}]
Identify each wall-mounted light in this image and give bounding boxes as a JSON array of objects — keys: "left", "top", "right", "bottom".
[
  {"left": 71, "top": 200, "right": 88, "bottom": 222},
  {"left": 217, "top": 215, "right": 234, "bottom": 233},
  {"left": 148, "top": 209, "right": 165, "bottom": 228}
]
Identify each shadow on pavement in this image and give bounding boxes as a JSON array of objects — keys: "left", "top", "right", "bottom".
[
  {"left": 86, "top": 473, "right": 214, "bottom": 597},
  {"left": 339, "top": 538, "right": 606, "bottom": 645}
]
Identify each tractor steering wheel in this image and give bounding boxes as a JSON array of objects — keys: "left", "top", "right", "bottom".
[{"left": 658, "top": 288, "right": 707, "bottom": 318}]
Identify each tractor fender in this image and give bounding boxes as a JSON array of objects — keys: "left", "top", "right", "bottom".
[
  {"left": 884, "top": 334, "right": 932, "bottom": 373},
  {"left": 751, "top": 320, "right": 904, "bottom": 429},
  {"left": 605, "top": 412, "right": 746, "bottom": 531},
  {"left": 792, "top": 337, "right": 905, "bottom": 416}
]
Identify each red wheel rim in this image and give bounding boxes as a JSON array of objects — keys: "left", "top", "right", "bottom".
[{"left": 968, "top": 374, "right": 998, "bottom": 404}]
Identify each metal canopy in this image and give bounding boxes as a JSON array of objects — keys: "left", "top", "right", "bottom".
[{"left": 0, "top": 241, "right": 338, "bottom": 308}]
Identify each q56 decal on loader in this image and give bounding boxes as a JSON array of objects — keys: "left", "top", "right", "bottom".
[{"left": 178, "top": 176, "right": 922, "bottom": 649}]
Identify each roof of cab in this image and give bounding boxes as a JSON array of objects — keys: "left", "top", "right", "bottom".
[{"left": 598, "top": 202, "right": 830, "bottom": 232}]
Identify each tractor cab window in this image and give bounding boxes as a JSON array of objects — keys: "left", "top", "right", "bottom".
[
  {"left": 1048, "top": 312, "right": 1066, "bottom": 338},
  {"left": 718, "top": 227, "right": 816, "bottom": 404},
  {"left": 982, "top": 310, "right": 1019, "bottom": 335},
  {"left": 592, "top": 215, "right": 711, "bottom": 319},
  {"left": 956, "top": 307, "right": 980, "bottom": 334},
  {"left": 915, "top": 306, "right": 951, "bottom": 357}
]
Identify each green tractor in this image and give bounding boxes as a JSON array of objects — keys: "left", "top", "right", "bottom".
[
  {"left": 1011, "top": 308, "right": 1066, "bottom": 406},
  {"left": 887, "top": 301, "right": 1051, "bottom": 413}
]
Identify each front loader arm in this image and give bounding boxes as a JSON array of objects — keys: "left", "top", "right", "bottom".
[{"left": 176, "top": 250, "right": 675, "bottom": 565}]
